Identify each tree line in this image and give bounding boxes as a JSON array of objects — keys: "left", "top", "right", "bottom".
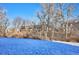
[{"left": 0, "top": 3, "right": 79, "bottom": 42}]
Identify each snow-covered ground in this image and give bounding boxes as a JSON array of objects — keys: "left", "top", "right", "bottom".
[
  {"left": 0, "top": 37, "right": 79, "bottom": 55},
  {"left": 53, "top": 40, "right": 79, "bottom": 46}
]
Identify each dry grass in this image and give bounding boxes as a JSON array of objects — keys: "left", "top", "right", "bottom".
[{"left": 5, "top": 28, "right": 79, "bottom": 42}]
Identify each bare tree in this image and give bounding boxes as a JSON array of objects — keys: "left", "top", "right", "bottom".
[
  {"left": 55, "top": 3, "right": 65, "bottom": 39},
  {"left": 13, "top": 16, "right": 24, "bottom": 32},
  {"left": 0, "top": 7, "right": 9, "bottom": 37},
  {"left": 37, "top": 3, "right": 55, "bottom": 40},
  {"left": 65, "top": 4, "right": 74, "bottom": 39}
]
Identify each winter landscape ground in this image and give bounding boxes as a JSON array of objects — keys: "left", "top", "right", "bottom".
[
  {"left": 0, "top": 3, "right": 79, "bottom": 55},
  {"left": 0, "top": 37, "right": 79, "bottom": 55}
]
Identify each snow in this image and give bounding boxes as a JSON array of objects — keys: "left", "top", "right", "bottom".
[
  {"left": 53, "top": 40, "right": 79, "bottom": 46},
  {"left": 0, "top": 37, "right": 79, "bottom": 55}
]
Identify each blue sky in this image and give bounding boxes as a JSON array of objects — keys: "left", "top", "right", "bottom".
[
  {"left": 0, "top": 3, "right": 79, "bottom": 22},
  {"left": 0, "top": 3, "right": 41, "bottom": 22}
]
